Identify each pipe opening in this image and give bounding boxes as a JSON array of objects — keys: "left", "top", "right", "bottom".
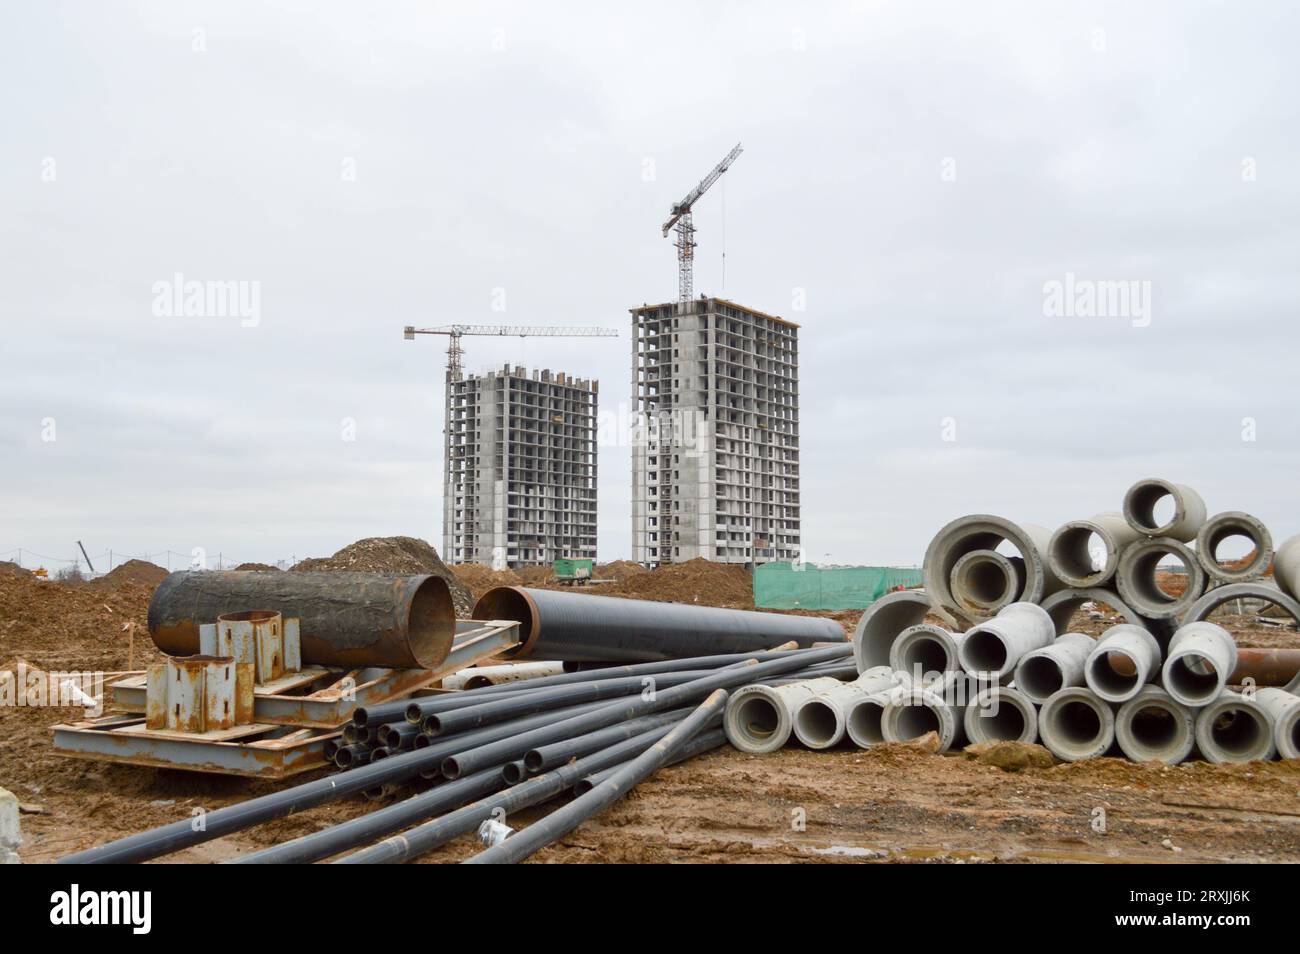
[
  {"left": 795, "top": 700, "right": 839, "bottom": 746},
  {"left": 1131, "top": 549, "right": 1189, "bottom": 604},
  {"left": 963, "top": 630, "right": 1007, "bottom": 674},
  {"left": 1165, "top": 654, "right": 1220, "bottom": 703},
  {"left": 975, "top": 700, "right": 1027, "bottom": 741},
  {"left": 847, "top": 700, "right": 887, "bottom": 745},
  {"left": 472, "top": 586, "right": 537, "bottom": 656},
  {"left": 407, "top": 576, "right": 457, "bottom": 668},
  {"left": 899, "top": 636, "right": 951, "bottom": 675},
  {"left": 1290, "top": 719, "right": 1300, "bottom": 755},
  {"left": 1127, "top": 484, "right": 1178, "bottom": 533},
  {"left": 1089, "top": 650, "right": 1140, "bottom": 696},
  {"left": 735, "top": 696, "right": 780, "bottom": 742},
  {"left": 1048, "top": 700, "right": 1103, "bottom": 745},
  {"left": 892, "top": 703, "right": 941, "bottom": 741},
  {"left": 1129, "top": 704, "right": 1178, "bottom": 747},
  {"left": 1017, "top": 656, "right": 1063, "bottom": 700},
  {"left": 1055, "top": 527, "right": 1105, "bottom": 580},
  {"left": 1207, "top": 526, "right": 1260, "bottom": 573},
  {"left": 958, "top": 558, "right": 1012, "bottom": 606},
  {"left": 503, "top": 763, "right": 525, "bottom": 784},
  {"left": 1207, "top": 707, "right": 1267, "bottom": 758},
  {"left": 523, "top": 750, "right": 545, "bottom": 771}
]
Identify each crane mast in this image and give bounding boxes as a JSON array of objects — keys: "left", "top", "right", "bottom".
[{"left": 661, "top": 143, "right": 743, "bottom": 305}]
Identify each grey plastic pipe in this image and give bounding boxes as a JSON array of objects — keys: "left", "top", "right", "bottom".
[
  {"left": 1084, "top": 624, "right": 1162, "bottom": 703},
  {"left": 723, "top": 676, "right": 844, "bottom": 754},
  {"left": 789, "top": 667, "right": 899, "bottom": 749},
  {"left": 1013, "top": 632, "right": 1095, "bottom": 705},
  {"left": 1048, "top": 512, "right": 1141, "bottom": 588},
  {"left": 1255, "top": 688, "right": 1300, "bottom": 760},
  {"left": 1122, "top": 478, "right": 1207, "bottom": 542},
  {"left": 957, "top": 602, "right": 1055, "bottom": 680},
  {"left": 1038, "top": 686, "right": 1115, "bottom": 761},
  {"left": 1114, "top": 686, "right": 1197, "bottom": 764},
  {"left": 853, "top": 588, "right": 933, "bottom": 671},
  {"left": 1162, "top": 621, "right": 1238, "bottom": 707},
  {"left": 1195, "top": 691, "right": 1277, "bottom": 763},
  {"left": 890, "top": 623, "right": 965, "bottom": 683},
  {"left": 963, "top": 686, "right": 1038, "bottom": 745}
]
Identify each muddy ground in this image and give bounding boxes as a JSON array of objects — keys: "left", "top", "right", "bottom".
[{"left": 3, "top": 562, "right": 1299, "bottom": 864}]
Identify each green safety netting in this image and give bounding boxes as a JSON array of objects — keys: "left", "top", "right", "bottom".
[{"left": 753, "top": 562, "right": 923, "bottom": 611}]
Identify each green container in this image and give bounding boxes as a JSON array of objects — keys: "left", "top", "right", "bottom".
[{"left": 553, "top": 558, "right": 594, "bottom": 580}]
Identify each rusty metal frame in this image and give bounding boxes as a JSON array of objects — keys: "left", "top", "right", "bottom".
[
  {"left": 51, "top": 716, "right": 336, "bottom": 779},
  {"left": 110, "top": 619, "right": 520, "bottom": 729}
]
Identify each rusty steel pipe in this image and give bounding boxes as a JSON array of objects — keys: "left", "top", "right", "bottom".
[
  {"left": 1231, "top": 648, "right": 1300, "bottom": 687},
  {"left": 147, "top": 571, "right": 456, "bottom": 670},
  {"left": 472, "top": 585, "right": 843, "bottom": 662}
]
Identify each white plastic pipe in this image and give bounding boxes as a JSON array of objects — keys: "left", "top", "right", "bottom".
[
  {"left": 1013, "top": 632, "right": 1095, "bottom": 704},
  {"left": 963, "top": 686, "right": 1038, "bottom": 745},
  {"left": 1114, "top": 685, "right": 1196, "bottom": 764},
  {"left": 957, "top": 601, "right": 1055, "bottom": 680},
  {"left": 1162, "top": 621, "right": 1238, "bottom": 708},
  {"left": 1195, "top": 691, "right": 1277, "bottom": 763},
  {"left": 1254, "top": 688, "right": 1300, "bottom": 760},
  {"left": 1084, "top": 624, "right": 1162, "bottom": 703},
  {"left": 1038, "top": 686, "right": 1115, "bottom": 761},
  {"left": 723, "top": 676, "right": 845, "bottom": 754},
  {"left": 790, "top": 667, "right": 899, "bottom": 750}
]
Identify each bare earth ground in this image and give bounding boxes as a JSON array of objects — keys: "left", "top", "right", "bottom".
[{"left": 3, "top": 560, "right": 1299, "bottom": 864}]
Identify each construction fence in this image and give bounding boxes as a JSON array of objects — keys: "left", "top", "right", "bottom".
[{"left": 753, "top": 562, "right": 923, "bottom": 611}]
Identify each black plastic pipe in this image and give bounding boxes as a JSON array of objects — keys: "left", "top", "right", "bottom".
[
  {"left": 523, "top": 708, "right": 689, "bottom": 773},
  {"left": 576, "top": 728, "right": 727, "bottom": 794},
  {"left": 422, "top": 671, "right": 709, "bottom": 737},
  {"left": 334, "top": 722, "right": 685, "bottom": 864},
  {"left": 377, "top": 722, "right": 422, "bottom": 751},
  {"left": 57, "top": 696, "right": 612, "bottom": 864},
  {"left": 441, "top": 644, "right": 851, "bottom": 779},
  {"left": 466, "top": 689, "right": 730, "bottom": 863},
  {"left": 474, "top": 586, "right": 845, "bottom": 661}
]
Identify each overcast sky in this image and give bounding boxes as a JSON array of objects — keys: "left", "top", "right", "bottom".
[{"left": 3, "top": 0, "right": 1298, "bottom": 572}]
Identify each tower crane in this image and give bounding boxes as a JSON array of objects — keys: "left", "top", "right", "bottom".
[
  {"left": 661, "top": 143, "right": 743, "bottom": 305},
  {"left": 403, "top": 324, "right": 619, "bottom": 381}
]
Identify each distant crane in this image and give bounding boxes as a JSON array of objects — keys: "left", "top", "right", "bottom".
[
  {"left": 662, "top": 143, "right": 743, "bottom": 305},
  {"left": 403, "top": 324, "right": 619, "bottom": 381}
]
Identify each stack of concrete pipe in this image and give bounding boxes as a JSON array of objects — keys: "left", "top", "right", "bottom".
[{"left": 725, "top": 478, "right": 1300, "bottom": 765}]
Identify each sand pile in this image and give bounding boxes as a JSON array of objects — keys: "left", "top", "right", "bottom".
[
  {"left": 452, "top": 564, "right": 523, "bottom": 600},
  {"left": 90, "top": 559, "right": 168, "bottom": 590},
  {"left": 291, "top": 536, "right": 474, "bottom": 617}
]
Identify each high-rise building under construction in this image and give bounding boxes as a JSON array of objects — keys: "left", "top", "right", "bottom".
[{"left": 630, "top": 297, "right": 801, "bottom": 566}]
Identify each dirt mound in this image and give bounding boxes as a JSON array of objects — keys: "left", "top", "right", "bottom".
[
  {"left": 609, "top": 558, "right": 753, "bottom": 608},
  {"left": 0, "top": 570, "right": 157, "bottom": 668},
  {"left": 291, "top": 536, "right": 473, "bottom": 617},
  {"left": 0, "top": 561, "right": 31, "bottom": 578},
  {"left": 90, "top": 559, "right": 168, "bottom": 590},
  {"left": 452, "top": 564, "right": 523, "bottom": 601},
  {"left": 596, "top": 560, "right": 648, "bottom": 580},
  {"left": 515, "top": 565, "right": 554, "bottom": 585},
  {"left": 232, "top": 562, "right": 280, "bottom": 572}
]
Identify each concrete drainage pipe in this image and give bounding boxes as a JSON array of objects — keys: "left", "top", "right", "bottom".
[
  {"left": 963, "top": 686, "right": 1038, "bottom": 745},
  {"left": 1115, "top": 537, "right": 1207, "bottom": 620},
  {"left": 1038, "top": 587, "right": 1171, "bottom": 644},
  {"left": 1013, "top": 632, "right": 1096, "bottom": 705},
  {"left": 922, "top": 515, "right": 1060, "bottom": 625},
  {"left": 1122, "top": 477, "right": 1207, "bottom": 542},
  {"left": 1039, "top": 687, "right": 1115, "bottom": 761},
  {"left": 1195, "top": 512, "right": 1273, "bottom": 584},
  {"left": 789, "top": 668, "right": 899, "bottom": 750},
  {"left": 1255, "top": 688, "right": 1300, "bottom": 760},
  {"left": 843, "top": 688, "right": 903, "bottom": 749},
  {"left": 949, "top": 549, "right": 1025, "bottom": 615},
  {"left": 1085, "top": 624, "right": 1162, "bottom": 703},
  {"left": 1162, "top": 622, "right": 1238, "bottom": 708},
  {"left": 1114, "top": 686, "right": 1197, "bottom": 764},
  {"left": 1275, "top": 533, "right": 1300, "bottom": 602},
  {"left": 957, "top": 602, "right": 1055, "bottom": 681},
  {"left": 852, "top": 588, "right": 933, "bottom": 672},
  {"left": 889, "top": 624, "right": 965, "bottom": 683},
  {"left": 1183, "top": 582, "right": 1300, "bottom": 637},
  {"left": 881, "top": 687, "right": 962, "bottom": 752},
  {"left": 1195, "top": 691, "right": 1277, "bottom": 763},
  {"left": 1048, "top": 513, "right": 1141, "bottom": 588},
  {"left": 724, "top": 677, "right": 844, "bottom": 754}
]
